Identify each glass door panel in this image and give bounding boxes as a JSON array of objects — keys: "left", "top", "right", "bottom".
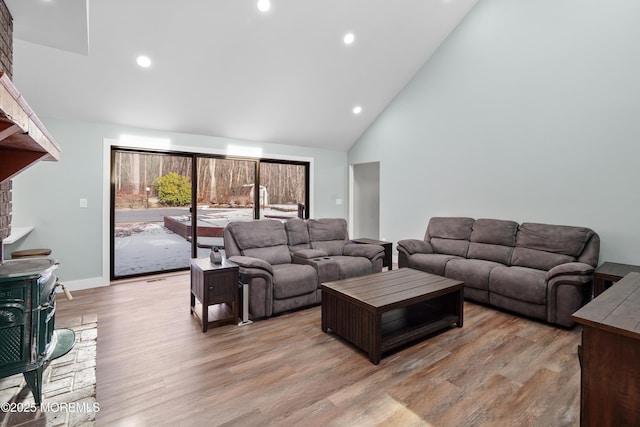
[
  {"left": 194, "top": 158, "right": 256, "bottom": 253},
  {"left": 112, "top": 150, "right": 193, "bottom": 279},
  {"left": 259, "top": 162, "right": 308, "bottom": 219}
]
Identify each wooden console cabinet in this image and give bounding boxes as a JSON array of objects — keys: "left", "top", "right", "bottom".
[{"left": 572, "top": 272, "right": 640, "bottom": 427}]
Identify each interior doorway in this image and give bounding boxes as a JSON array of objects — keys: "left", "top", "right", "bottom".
[{"left": 350, "top": 162, "right": 380, "bottom": 240}]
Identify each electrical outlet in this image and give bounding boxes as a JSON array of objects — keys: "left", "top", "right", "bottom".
[{"left": 80, "top": 198, "right": 88, "bottom": 208}]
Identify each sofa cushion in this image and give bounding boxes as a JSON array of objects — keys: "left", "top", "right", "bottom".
[
  {"left": 489, "top": 266, "right": 547, "bottom": 305},
  {"left": 291, "top": 249, "right": 327, "bottom": 259},
  {"left": 466, "top": 219, "right": 517, "bottom": 264},
  {"left": 343, "top": 243, "right": 383, "bottom": 259},
  {"left": 228, "top": 219, "right": 287, "bottom": 249},
  {"left": 311, "top": 240, "right": 345, "bottom": 256},
  {"left": 308, "top": 218, "right": 349, "bottom": 256},
  {"left": 330, "top": 256, "right": 373, "bottom": 280},
  {"left": 471, "top": 218, "right": 519, "bottom": 246},
  {"left": 445, "top": 258, "right": 503, "bottom": 291},
  {"left": 516, "top": 222, "right": 594, "bottom": 258},
  {"left": 511, "top": 247, "right": 574, "bottom": 271},
  {"left": 227, "top": 220, "right": 291, "bottom": 265},
  {"left": 406, "top": 253, "right": 462, "bottom": 276},
  {"left": 243, "top": 246, "right": 292, "bottom": 266},
  {"left": 430, "top": 238, "right": 469, "bottom": 258},
  {"left": 426, "top": 217, "right": 475, "bottom": 241},
  {"left": 467, "top": 243, "right": 513, "bottom": 265},
  {"left": 489, "top": 293, "right": 546, "bottom": 322},
  {"left": 285, "top": 218, "right": 311, "bottom": 252},
  {"left": 272, "top": 264, "right": 318, "bottom": 299},
  {"left": 426, "top": 217, "right": 474, "bottom": 257}
]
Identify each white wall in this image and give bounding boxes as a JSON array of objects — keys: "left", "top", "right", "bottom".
[
  {"left": 348, "top": 0, "right": 640, "bottom": 265},
  {"left": 8, "top": 118, "right": 348, "bottom": 286}
]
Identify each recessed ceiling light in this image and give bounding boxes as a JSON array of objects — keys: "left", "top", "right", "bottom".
[
  {"left": 353, "top": 105, "right": 362, "bottom": 115},
  {"left": 257, "top": 0, "right": 271, "bottom": 12},
  {"left": 136, "top": 55, "right": 152, "bottom": 68},
  {"left": 343, "top": 33, "right": 355, "bottom": 45}
]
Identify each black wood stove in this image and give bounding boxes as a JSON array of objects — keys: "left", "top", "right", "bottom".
[{"left": 0, "top": 258, "right": 75, "bottom": 405}]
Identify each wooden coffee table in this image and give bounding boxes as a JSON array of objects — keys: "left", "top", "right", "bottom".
[{"left": 321, "top": 268, "right": 464, "bottom": 364}]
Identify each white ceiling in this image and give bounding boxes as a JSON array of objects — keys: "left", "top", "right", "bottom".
[{"left": 6, "top": 0, "right": 477, "bottom": 151}]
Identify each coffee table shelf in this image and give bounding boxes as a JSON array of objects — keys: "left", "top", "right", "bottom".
[{"left": 382, "top": 310, "right": 458, "bottom": 353}]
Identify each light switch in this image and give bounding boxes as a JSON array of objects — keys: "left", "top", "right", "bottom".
[
  {"left": 80, "top": 198, "right": 88, "bottom": 208},
  {"left": 336, "top": 198, "right": 343, "bottom": 205}
]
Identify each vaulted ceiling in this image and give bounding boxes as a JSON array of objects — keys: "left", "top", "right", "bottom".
[{"left": 6, "top": 0, "right": 477, "bottom": 151}]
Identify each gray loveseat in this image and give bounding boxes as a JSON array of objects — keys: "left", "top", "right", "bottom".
[
  {"left": 224, "top": 218, "right": 384, "bottom": 319},
  {"left": 397, "top": 217, "right": 600, "bottom": 327}
]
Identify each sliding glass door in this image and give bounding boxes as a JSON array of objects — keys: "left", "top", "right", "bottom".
[{"left": 111, "top": 148, "right": 310, "bottom": 280}]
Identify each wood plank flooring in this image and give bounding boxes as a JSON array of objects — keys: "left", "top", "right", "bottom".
[{"left": 55, "top": 273, "right": 582, "bottom": 426}]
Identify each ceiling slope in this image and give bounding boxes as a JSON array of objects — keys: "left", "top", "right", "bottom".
[{"left": 7, "top": 0, "right": 477, "bottom": 151}]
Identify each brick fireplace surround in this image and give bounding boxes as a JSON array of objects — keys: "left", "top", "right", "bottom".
[{"left": 0, "top": 0, "right": 12, "bottom": 256}]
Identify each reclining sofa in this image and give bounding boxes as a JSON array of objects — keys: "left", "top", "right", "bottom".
[
  {"left": 397, "top": 217, "right": 600, "bottom": 327},
  {"left": 224, "top": 218, "right": 384, "bottom": 319}
]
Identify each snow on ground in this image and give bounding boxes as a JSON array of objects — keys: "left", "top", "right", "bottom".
[
  {"left": 114, "top": 208, "right": 297, "bottom": 277},
  {"left": 114, "top": 223, "right": 205, "bottom": 276}
]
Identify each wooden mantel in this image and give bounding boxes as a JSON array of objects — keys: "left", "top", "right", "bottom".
[{"left": 0, "top": 72, "right": 61, "bottom": 183}]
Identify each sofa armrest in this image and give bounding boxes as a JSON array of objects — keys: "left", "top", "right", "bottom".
[
  {"left": 546, "top": 263, "right": 594, "bottom": 327},
  {"left": 228, "top": 257, "right": 274, "bottom": 319},
  {"left": 291, "top": 249, "right": 328, "bottom": 259},
  {"left": 343, "top": 243, "right": 384, "bottom": 259},
  {"left": 397, "top": 239, "right": 433, "bottom": 255},
  {"left": 546, "top": 262, "right": 594, "bottom": 281},
  {"left": 228, "top": 255, "right": 274, "bottom": 275}
]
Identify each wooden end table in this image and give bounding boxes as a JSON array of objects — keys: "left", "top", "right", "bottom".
[
  {"left": 351, "top": 238, "right": 393, "bottom": 270},
  {"left": 190, "top": 258, "right": 239, "bottom": 332},
  {"left": 593, "top": 262, "right": 640, "bottom": 298}
]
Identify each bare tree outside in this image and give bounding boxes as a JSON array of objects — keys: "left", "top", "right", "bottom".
[{"left": 260, "top": 162, "right": 306, "bottom": 217}]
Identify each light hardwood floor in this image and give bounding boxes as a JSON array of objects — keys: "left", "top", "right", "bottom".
[{"left": 56, "top": 272, "right": 581, "bottom": 427}]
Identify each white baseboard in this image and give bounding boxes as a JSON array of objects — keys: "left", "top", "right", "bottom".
[{"left": 56, "top": 276, "right": 109, "bottom": 292}]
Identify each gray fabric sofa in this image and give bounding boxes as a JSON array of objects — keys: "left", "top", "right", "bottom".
[
  {"left": 285, "top": 218, "right": 384, "bottom": 282},
  {"left": 397, "top": 217, "right": 600, "bottom": 327},
  {"left": 224, "top": 218, "right": 384, "bottom": 319}
]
